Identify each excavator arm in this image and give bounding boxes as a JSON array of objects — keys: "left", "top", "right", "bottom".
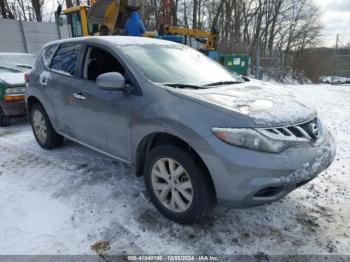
[{"left": 163, "top": 25, "right": 218, "bottom": 50}]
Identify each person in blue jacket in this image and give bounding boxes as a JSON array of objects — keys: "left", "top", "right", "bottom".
[{"left": 124, "top": 11, "right": 146, "bottom": 36}]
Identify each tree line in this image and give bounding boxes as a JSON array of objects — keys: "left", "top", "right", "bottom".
[
  {"left": 0, "top": 0, "right": 328, "bottom": 82},
  {"left": 0, "top": 0, "right": 83, "bottom": 22},
  {"left": 0, "top": 0, "right": 44, "bottom": 21},
  {"left": 147, "top": 0, "right": 322, "bottom": 81}
]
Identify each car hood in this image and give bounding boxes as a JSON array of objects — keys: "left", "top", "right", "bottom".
[
  {"left": 0, "top": 72, "right": 25, "bottom": 86},
  {"left": 166, "top": 81, "right": 316, "bottom": 127}
]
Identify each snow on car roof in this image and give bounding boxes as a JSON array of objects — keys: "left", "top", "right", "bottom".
[
  {"left": 101, "top": 36, "right": 182, "bottom": 46},
  {"left": 44, "top": 36, "right": 182, "bottom": 48},
  {"left": 0, "top": 53, "right": 35, "bottom": 56},
  {"left": 0, "top": 72, "right": 25, "bottom": 86}
]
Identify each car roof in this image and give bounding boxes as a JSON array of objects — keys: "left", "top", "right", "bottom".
[{"left": 44, "top": 36, "right": 182, "bottom": 48}]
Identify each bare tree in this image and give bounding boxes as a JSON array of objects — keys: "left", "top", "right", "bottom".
[
  {"left": 0, "top": 0, "right": 8, "bottom": 18},
  {"left": 66, "top": 0, "right": 73, "bottom": 8},
  {"left": 31, "top": 0, "right": 42, "bottom": 21},
  {"left": 0, "top": 0, "right": 15, "bottom": 19},
  {"left": 192, "top": 0, "right": 198, "bottom": 28}
]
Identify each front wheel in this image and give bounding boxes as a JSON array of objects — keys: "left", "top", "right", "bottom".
[
  {"left": 30, "top": 103, "right": 63, "bottom": 149},
  {"left": 144, "top": 145, "right": 216, "bottom": 224}
]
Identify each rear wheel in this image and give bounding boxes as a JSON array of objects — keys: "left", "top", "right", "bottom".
[
  {"left": 0, "top": 107, "right": 11, "bottom": 127},
  {"left": 30, "top": 103, "right": 63, "bottom": 149},
  {"left": 144, "top": 145, "right": 216, "bottom": 224}
]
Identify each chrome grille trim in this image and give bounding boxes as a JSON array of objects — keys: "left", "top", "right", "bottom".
[
  {"left": 280, "top": 128, "right": 294, "bottom": 137},
  {"left": 294, "top": 126, "right": 312, "bottom": 140},
  {"left": 257, "top": 118, "right": 323, "bottom": 144}
]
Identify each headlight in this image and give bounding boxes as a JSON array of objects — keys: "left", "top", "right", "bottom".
[
  {"left": 212, "top": 127, "right": 290, "bottom": 153},
  {"left": 5, "top": 86, "right": 26, "bottom": 95}
]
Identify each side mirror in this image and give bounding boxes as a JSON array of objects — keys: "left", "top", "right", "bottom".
[{"left": 96, "top": 72, "right": 125, "bottom": 91}]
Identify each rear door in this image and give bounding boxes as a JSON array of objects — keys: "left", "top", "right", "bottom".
[
  {"left": 29, "top": 44, "right": 59, "bottom": 125},
  {"left": 49, "top": 42, "right": 89, "bottom": 140}
]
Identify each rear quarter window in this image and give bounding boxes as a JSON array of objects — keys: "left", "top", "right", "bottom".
[
  {"left": 50, "top": 43, "right": 82, "bottom": 76},
  {"left": 34, "top": 44, "right": 58, "bottom": 71},
  {"left": 34, "top": 50, "right": 44, "bottom": 71},
  {"left": 43, "top": 44, "right": 58, "bottom": 66}
]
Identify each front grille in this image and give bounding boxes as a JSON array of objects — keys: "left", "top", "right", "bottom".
[{"left": 258, "top": 118, "right": 322, "bottom": 143}]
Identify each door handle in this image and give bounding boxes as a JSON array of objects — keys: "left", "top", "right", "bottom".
[{"left": 73, "top": 93, "right": 86, "bottom": 100}]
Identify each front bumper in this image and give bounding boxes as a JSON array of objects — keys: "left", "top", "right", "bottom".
[
  {"left": 201, "top": 129, "right": 336, "bottom": 208},
  {"left": 0, "top": 100, "right": 26, "bottom": 116}
]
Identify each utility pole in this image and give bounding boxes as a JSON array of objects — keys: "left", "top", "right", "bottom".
[
  {"left": 256, "top": 37, "right": 261, "bottom": 79},
  {"left": 332, "top": 34, "right": 339, "bottom": 83}
]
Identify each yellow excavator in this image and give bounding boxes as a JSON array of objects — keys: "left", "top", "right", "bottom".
[
  {"left": 55, "top": 1, "right": 250, "bottom": 74},
  {"left": 56, "top": 0, "right": 218, "bottom": 51},
  {"left": 57, "top": 0, "right": 153, "bottom": 37}
]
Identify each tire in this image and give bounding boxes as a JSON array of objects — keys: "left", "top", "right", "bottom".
[
  {"left": 30, "top": 103, "right": 63, "bottom": 149},
  {"left": 0, "top": 107, "right": 11, "bottom": 127},
  {"left": 144, "top": 144, "right": 216, "bottom": 224}
]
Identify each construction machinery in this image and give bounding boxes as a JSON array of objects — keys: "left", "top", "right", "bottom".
[
  {"left": 57, "top": 0, "right": 153, "bottom": 37},
  {"left": 159, "top": 25, "right": 218, "bottom": 52},
  {"left": 56, "top": 0, "right": 249, "bottom": 74},
  {"left": 160, "top": 25, "right": 218, "bottom": 51},
  {"left": 60, "top": 4, "right": 96, "bottom": 37},
  {"left": 56, "top": 0, "right": 217, "bottom": 51}
]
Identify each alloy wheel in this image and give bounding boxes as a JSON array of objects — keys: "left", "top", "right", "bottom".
[
  {"left": 151, "top": 157, "right": 193, "bottom": 213},
  {"left": 32, "top": 109, "right": 48, "bottom": 144}
]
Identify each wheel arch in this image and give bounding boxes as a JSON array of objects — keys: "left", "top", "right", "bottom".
[
  {"left": 26, "top": 96, "right": 43, "bottom": 122},
  {"left": 135, "top": 132, "right": 217, "bottom": 198}
]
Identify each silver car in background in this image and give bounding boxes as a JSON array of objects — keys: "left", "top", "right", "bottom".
[{"left": 26, "top": 36, "right": 336, "bottom": 224}]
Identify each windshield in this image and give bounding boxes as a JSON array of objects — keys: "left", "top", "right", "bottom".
[
  {"left": 0, "top": 67, "right": 20, "bottom": 73},
  {"left": 0, "top": 53, "right": 36, "bottom": 69},
  {"left": 120, "top": 45, "right": 242, "bottom": 87}
]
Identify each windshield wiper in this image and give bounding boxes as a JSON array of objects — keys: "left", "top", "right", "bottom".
[
  {"left": 163, "top": 83, "right": 205, "bottom": 89},
  {"left": 203, "top": 81, "right": 242, "bottom": 87}
]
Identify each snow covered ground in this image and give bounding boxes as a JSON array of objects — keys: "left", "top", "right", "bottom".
[{"left": 0, "top": 84, "right": 349, "bottom": 256}]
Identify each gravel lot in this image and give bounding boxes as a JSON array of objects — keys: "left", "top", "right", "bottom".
[{"left": 0, "top": 84, "right": 349, "bottom": 256}]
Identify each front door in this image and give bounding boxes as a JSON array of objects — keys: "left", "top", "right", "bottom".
[{"left": 70, "top": 45, "right": 134, "bottom": 162}]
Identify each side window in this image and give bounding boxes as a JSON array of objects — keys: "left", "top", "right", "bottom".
[
  {"left": 35, "top": 44, "right": 59, "bottom": 71},
  {"left": 43, "top": 44, "right": 58, "bottom": 66},
  {"left": 84, "top": 47, "right": 125, "bottom": 81},
  {"left": 51, "top": 43, "right": 82, "bottom": 76},
  {"left": 34, "top": 50, "right": 44, "bottom": 70}
]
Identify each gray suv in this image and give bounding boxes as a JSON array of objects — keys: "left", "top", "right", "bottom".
[{"left": 26, "top": 36, "right": 336, "bottom": 224}]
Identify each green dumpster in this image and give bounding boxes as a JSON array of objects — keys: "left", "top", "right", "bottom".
[{"left": 221, "top": 54, "right": 250, "bottom": 75}]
